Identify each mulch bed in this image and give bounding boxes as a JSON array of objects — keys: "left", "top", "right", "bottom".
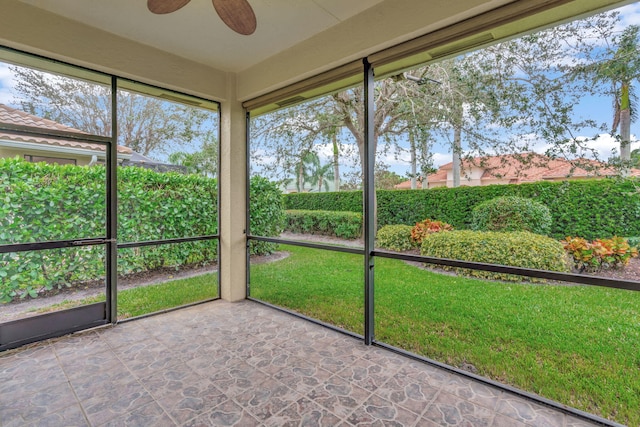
[{"left": 581, "top": 257, "right": 640, "bottom": 282}]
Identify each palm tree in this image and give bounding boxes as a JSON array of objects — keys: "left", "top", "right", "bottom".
[
  {"left": 303, "top": 152, "right": 335, "bottom": 192},
  {"left": 590, "top": 25, "right": 640, "bottom": 176},
  {"left": 293, "top": 151, "right": 312, "bottom": 192}
]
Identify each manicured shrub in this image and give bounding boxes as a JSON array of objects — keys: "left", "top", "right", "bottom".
[
  {"left": 420, "top": 230, "right": 570, "bottom": 282},
  {"left": 0, "top": 158, "right": 220, "bottom": 302},
  {"left": 250, "top": 176, "right": 287, "bottom": 255},
  {"left": 410, "top": 219, "right": 453, "bottom": 245},
  {"left": 0, "top": 158, "right": 285, "bottom": 302},
  {"left": 284, "top": 190, "right": 362, "bottom": 213},
  {"left": 376, "top": 225, "right": 415, "bottom": 252},
  {"left": 284, "top": 179, "right": 640, "bottom": 240},
  {"left": 562, "top": 236, "right": 639, "bottom": 272},
  {"left": 285, "top": 210, "right": 362, "bottom": 239},
  {"left": 471, "top": 196, "right": 551, "bottom": 235}
]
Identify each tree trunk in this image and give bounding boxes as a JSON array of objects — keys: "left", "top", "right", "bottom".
[
  {"left": 422, "top": 174, "right": 428, "bottom": 189},
  {"left": 297, "top": 163, "right": 304, "bottom": 192},
  {"left": 452, "top": 125, "right": 462, "bottom": 187},
  {"left": 620, "top": 83, "right": 631, "bottom": 178},
  {"left": 409, "top": 134, "right": 417, "bottom": 190},
  {"left": 355, "top": 134, "right": 377, "bottom": 232},
  {"left": 332, "top": 134, "right": 340, "bottom": 191}
]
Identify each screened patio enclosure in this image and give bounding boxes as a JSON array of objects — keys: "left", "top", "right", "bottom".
[{"left": 1, "top": 0, "right": 639, "bottom": 426}]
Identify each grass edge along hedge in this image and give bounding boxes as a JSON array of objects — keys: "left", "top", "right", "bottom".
[
  {"left": 285, "top": 209, "right": 362, "bottom": 239},
  {"left": 420, "top": 230, "right": 571, "bottom": 282},
  {"left": 283, "top": 178, "right": 640, "bottom": 240}
]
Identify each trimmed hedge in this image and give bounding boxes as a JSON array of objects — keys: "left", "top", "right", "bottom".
[
  {"left": 249, "top": 176, "right": 287, "bottom": 255},
  {"left": 471, "top": 196, "right": 552, "bottom": 235},
  {"left": 284, "top": 191, "right": 363, "bottom": 213},
  {"left": 284, "top": 179, "right": 640, "bottom": 240},
  {"left": 285, "top": 210, "right": 362, "bottom": 239},
  {"left": 0, "top": 158, "right": 284, "bottom": 302},
  {"left": 376, "top": 225, "right": 414, "bottom": 252},
  {"left": 420, "top": 230, "right": 571, "bottom": 282}
]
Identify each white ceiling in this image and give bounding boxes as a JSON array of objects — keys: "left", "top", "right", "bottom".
[{"left": 19, "top": 0, "right": 385, "bottom": 72}]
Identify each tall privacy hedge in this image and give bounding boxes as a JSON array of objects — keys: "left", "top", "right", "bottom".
[
  {"left": 0, "top": 158, "right": 283, "bottom": 302},
  {"left": 284, "top": 179, "right": 640, "bottom": 240}
]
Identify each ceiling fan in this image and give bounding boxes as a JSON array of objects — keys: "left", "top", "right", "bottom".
[{"left": 147, "top": 0, "right": 256, "bottom": 35}]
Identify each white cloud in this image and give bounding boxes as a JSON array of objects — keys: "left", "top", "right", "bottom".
[
  {"left": 432, "top": 152, "right": 452, "bottom": 167},
  {"left": 530, "top": 133, "right": 639, "bottom": 160},
  {"left": 617, "top": 3, "right": 640, "bottom": 27},
  {"left": 0, "top": 63, "right": 17, "bottom": 105},
  {"left": 314, "top": 141, "right": 359, "bottom": 163}
]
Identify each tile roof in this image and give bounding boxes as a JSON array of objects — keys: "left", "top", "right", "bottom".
[
  {"left": 0, "top": 104, "right": 132, "bottom": 155},
  {"left": 395, "top": 153, "right": 640, "bottom": 188}
]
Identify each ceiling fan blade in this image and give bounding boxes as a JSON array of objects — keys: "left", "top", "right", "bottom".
[
  {"left": 147, "top": 0, "right": 191, "bottom": 14},
  {"left": 212, "top": 0, "right": 257, "bottom": 35}
]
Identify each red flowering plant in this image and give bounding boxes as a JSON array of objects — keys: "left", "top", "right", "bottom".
[
  {"left": 410, "top": 219, "right": 453, "bottom": 245},
  {"left": 561, "top": 236, "right": 638, "bottom": 272}
]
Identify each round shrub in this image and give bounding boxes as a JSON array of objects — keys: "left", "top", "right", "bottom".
[
  {"left": 471, "top": 196, "right": 552, "bottom": 235},
  {"left": 625, "top": 236, "right": 640, "bottom": 249},
  {"left": 376, "top": 225, "right": 415, "bottom": 252},
  {"left": 420, "top": 230, "right": 570, "bottom": 282}
]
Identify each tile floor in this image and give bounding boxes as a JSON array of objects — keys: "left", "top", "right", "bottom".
[{"left": 0, "top": 300, "right": 602, "bottom": 426}]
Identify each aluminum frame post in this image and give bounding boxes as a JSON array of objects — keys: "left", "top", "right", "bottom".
[
  {"left": 363, "top": 59, "right": 375, "bottom": 345},
  {"left": 106, "top": 76, "right": 118, "bottom": 324},
  {"left": 245, "top": 111, "right": 252, "bottom": 297}
]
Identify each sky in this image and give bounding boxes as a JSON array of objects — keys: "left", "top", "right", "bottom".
[
  {"left": 2, "top": 2, "right": 640, "bottom": 181},
  {"left": 0, "top": 64, "right": 15, "bottom": 105}
]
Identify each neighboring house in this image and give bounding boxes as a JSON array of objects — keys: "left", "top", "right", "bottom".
[
  {"left": 0, "top": 103, "right": 132, "bottom": 165},
  {"left": 395, "top": 153, "right": 640, "bottom": 189}
]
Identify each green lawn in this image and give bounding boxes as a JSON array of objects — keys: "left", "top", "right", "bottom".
[
  {"left": 250, "top": 244, "right": 640, "bottom": 426},
  {"left": 34, "top": 273, "right": 218, "bottom": 319}
]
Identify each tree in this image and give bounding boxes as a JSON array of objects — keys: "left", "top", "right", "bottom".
[
  {"left": 252, "top": 77, "right": 435, "bottom": 184},
  {"left": 304, "top": 152, "right": 335, "bottom": 192},
  {"left": 286, "top": 150, "right": 329, "bottom": 192},
  {"left": 375, "top": 166, "right": 405, "bottom": 190},
  {"left": 391, "top": 72, "right": 440, "bottom": 189},
  {"left": 630, "top": 148, "right": 640, "bottom": 168},
  {"left": 250, "top": 102, "right": 334, "bottom": 184},
  {"left": 167, "top": 139, "right": 218, "bottom": 177},
  {"left": 580, "top": 24, "right": 640, "bottom": 176},
  {"left": 294, "top": 151, "right": 314, "bottom": 192},
  {"left": 401, "top": 58, "right": 506, "bottom": 187},
  {"left": 11, "top": 66, "right": 215, "bottom": 160},
  {"left": 253, "top": 10, "right": 635, "bottom": 198},
  {"left": 463, "top": 13, "right": 623, "bottom": 177},
  {"left": 331, "top": 133, "right": 341, "bottom": 191}
]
